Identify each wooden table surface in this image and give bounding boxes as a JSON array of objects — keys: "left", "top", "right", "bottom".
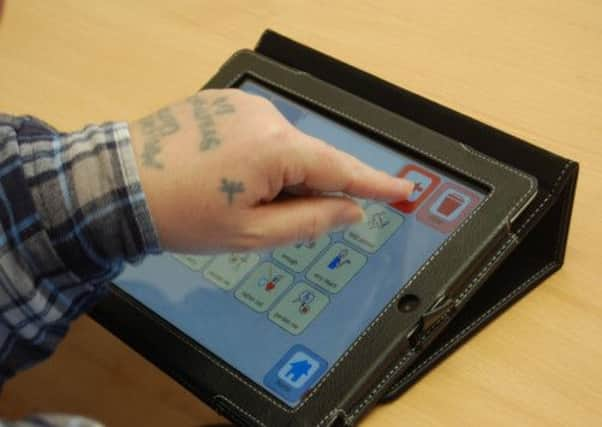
[{"left": 1, "top": 1, "right": 601, "bottom": 426}]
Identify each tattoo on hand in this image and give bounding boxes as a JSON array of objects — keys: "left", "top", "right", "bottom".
[
  {"left": 138, "top": 107, "right": 180, "bottom": 169},
  {"left": 188, "top": 95, "right": 236, "bottom": 151},
  {"left": 220, "top": 178, "right": 245, "bottom": 205},
  {"left": 212, "top": 96, "right": 236, "bottom": 115},
  {"left": 156, "top": 107, "right": 179, "bottom": 135}
]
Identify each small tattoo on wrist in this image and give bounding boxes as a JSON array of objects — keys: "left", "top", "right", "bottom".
[
  {"left": 156, "top": 107, "right": 179, "bottom": 135},
  {"left": 138, "top": 107, "right": 180, "bottom": 169},
  {"left": 220, "top": 178, "right": 245, "bottom": 205}
]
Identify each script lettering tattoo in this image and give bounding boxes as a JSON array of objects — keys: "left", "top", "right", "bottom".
[
  {"left": 188, "top": 95, "right": 236, "bottom": 151},
  {"left": 156, "top": 107, "right": 179, "bottom": 135},
  {"left": 212, "top": 96, "right": 236, "bottom": 115},
  {"left": 139, "top": 107, "right": 180, "bottom": 169},
  {"left": 220, "top": 178, "right": 245, "bottom": 205},
  {"left": 140, "top": 116, "right": 161, "bottom": 169},
  {"left": 191, "top": 97, "right": 219, "bottom": 150}
]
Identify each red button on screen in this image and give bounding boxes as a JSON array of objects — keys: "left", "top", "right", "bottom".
[{"left": 390, "top": 164, "right": 441, "bottom": 213}]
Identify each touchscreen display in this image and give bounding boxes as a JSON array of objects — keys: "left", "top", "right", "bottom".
[{"left": 115, "top": 79, "right": 485, "bottom": 407}]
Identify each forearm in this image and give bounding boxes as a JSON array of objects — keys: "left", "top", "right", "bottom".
[{"left": 0, "top": 114, "right": 160, "bottom": 383}]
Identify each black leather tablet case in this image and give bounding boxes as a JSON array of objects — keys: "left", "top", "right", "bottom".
[{"left": 253, "top": 30, "right": 578, "bottom": 403}]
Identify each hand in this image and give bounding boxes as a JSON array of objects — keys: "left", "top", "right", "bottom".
[{"left": 129, "top": 89, "right": 413, "bottom": 253}]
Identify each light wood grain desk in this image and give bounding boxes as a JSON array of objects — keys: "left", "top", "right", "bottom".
[{"left": 1, "top": 1, "right": 601, "bottom": 426}]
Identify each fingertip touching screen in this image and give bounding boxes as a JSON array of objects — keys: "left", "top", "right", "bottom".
[{"left": 115, "top": 79, "right": 486, "bottom": 407}]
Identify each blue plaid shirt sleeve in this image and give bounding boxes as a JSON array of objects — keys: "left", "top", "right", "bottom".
[{"left": 0, "top": 114, "right": 161, "bottom": 387}]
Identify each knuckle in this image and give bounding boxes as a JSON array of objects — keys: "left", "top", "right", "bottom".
[
  {"left": 318, "top": 143, "right": 340, "bottom": 167},
  {"left": 343, "top": 164, "right": 359, "bottom": 193},
  {"left": 262, "top": 170, "right": 284, "bottom": 201},
  {"left": 263, "top": 120, "right": 292, "bottom": 143},
  {"left": 255, "top": 94, "right": 274, "bottom": 108},
  {"left": 232, "top": 218, "right": 268, "bottom": 251},
  {"left": 298, "top": 214, "right": 322, "bottom": 244},
  {"left": 245, "top": 92, "right": 275, "bottom": 112},
  {"left": 232, "top": 231, "right": 263, "bottom": 252}
]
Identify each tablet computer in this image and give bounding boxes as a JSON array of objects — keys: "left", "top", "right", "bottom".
[{"left": 97, "top": 50, "right": 537, "bottom": 426}]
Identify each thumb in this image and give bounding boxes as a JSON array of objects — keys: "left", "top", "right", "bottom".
[{"left": 243, "top": 196, "right": 364, "bottom": 249}]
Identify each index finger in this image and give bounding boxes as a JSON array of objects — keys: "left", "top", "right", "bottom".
[{"left": 286, "top": 131, "right": 414, "bottom": 202}]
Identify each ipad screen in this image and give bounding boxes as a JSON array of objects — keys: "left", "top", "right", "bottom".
[{"left": 115, "top": 79, "right": 486, "bottom": 407}]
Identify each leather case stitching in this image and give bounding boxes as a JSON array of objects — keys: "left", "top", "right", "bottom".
[
  {"left": 514, "top": 161, "right": 572, "bottom": 236},
  {"left": 455, "top": 234, "right": 519, "bottom": 302},
  {"left": 315, "top": 409, "right": 349, "bottom": 427},
  {"left": 214, "top": 395, "right": 268, "bottom": 427}
]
